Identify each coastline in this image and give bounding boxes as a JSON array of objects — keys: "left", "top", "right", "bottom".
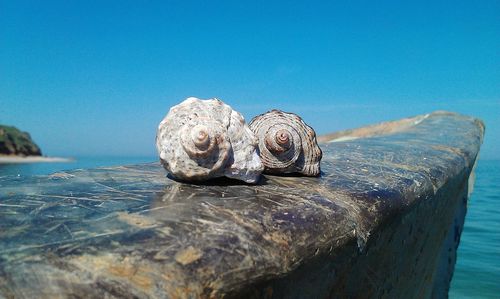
[{"left": 0, "top": 155, "right": 74, "bottom": 164}]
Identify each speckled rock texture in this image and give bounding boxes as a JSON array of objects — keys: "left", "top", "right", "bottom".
[{"left": 0, "top": 111, "right": 484, "bottom": 298}]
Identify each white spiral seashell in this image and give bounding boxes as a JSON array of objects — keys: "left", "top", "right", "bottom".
[
  {"left": 249, "top": 110, "right": 322, "bottom": 176},
  {"left": 156, "top": 97, "right": 264, "bottom": 183}
]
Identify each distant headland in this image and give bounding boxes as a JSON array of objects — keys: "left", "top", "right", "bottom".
[
  {"left": 0, "top": 125, "right": 72, "bottom": 163},
  {"left": 0, "top": 125, "right": 42, "bottom": 156}
]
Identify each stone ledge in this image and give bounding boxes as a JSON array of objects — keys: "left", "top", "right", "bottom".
[{"left": 0, "top": 111, "right": 484, "bottom": 298}]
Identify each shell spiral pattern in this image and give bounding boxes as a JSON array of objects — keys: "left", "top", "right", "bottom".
[
  {"left": 156, "top": 97, "right": 264, "bottom": 183},
  {"left": 249, "top": 110, "right": 322, "bottom": 176}
]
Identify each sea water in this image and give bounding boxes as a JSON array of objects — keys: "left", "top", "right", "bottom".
[
  {"left": 449, "top": 159, "right": 500, "bottom": 298},
  {"left": 0, "top": 157, "right": 498, "bottom": 297},
  {"left": 0, "top": 156, "right": 157, "bottom": 177}
]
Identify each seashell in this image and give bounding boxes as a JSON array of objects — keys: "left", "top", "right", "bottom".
[
  {"left": 156, "top": 97, "right": 264, "bottom": 183},
  {"left": 249, "top": 110, "right": 322, "bottom": 176}
]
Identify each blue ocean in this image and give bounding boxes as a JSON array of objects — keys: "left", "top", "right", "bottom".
[
  {"left": 449, "top": 159, "right": 500, "bottom": 298},
  {"left": 0, "top": 157, "right": 498, "bottom": 298}
]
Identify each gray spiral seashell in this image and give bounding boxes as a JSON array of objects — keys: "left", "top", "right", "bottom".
[
  {"left": 156, "top": 97, "right": 264, "bottom": 183},
  {"left": 249, "top": 110, "right": 322, "bottom": 176}
]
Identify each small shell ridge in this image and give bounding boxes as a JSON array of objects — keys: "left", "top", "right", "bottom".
[
  {"left": 156, "top": 97, "right": 264, "bottom": 183},
  {"left": 249, "top": 110, "right": 322, "bottom": 176}
]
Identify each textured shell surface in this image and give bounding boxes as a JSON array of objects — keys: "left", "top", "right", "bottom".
[
  {"left": 249, "top": 110, "right": 322, "bottom": 176},
  {"left": 156, "top": 97, "right": 263, "bottom": 183}
]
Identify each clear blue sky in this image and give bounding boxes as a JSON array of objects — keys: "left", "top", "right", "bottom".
[{"left": 1, "top": 1, "right": 498, "bottom": 159}]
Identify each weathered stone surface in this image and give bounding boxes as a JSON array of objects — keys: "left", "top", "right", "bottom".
[{"left": 0, "top": 111, "right": 484, "bottom": 298}]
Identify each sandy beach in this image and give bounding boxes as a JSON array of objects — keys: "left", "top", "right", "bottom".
[{"left": 0, "top": 155, "right": 73, "bottom": 164}]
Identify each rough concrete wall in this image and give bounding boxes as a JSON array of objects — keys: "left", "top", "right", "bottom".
[
  {"left": 0, "top": 112, "right": 484, "bottom": 299},
  {"left": 233, "top": 165, "right": 474, "bottom": 299}
]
